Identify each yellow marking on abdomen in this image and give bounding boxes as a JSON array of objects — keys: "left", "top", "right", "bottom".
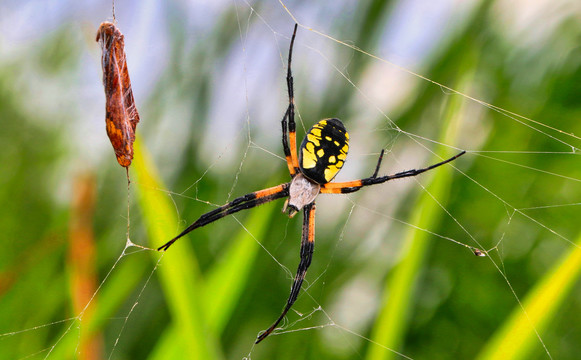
[
  {"left": 302, "top": 147, "right": 317, "bottom": 169},
  {"left": 307, "top": 134, "right": 320, "bottom": 146},
  {"left": 324, "top": 166, "right": 340, "bottom": 182}
]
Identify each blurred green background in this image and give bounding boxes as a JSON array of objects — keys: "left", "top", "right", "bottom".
[{"left": 1, "top": 0, "right": 581, "bottom": 359}]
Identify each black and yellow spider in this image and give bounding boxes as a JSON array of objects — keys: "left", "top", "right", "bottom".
[{"left": 158, "top": 24, "right": 465, "bottom": 343}]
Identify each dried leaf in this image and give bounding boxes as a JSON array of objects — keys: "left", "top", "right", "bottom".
[{"left": 96, "top": 22, "right": 140, "bottom": 168}]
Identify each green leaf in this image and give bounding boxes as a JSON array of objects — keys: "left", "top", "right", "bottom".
[
  {"left": 149, "top": 203, "right": 277, "bottom": 359},
  {"left": 477, "top": 237, "right": 581, "bottom": 360},
  {"left": 205, "top": 203, "right": 276, "bottom": 335},
  {"left": 365, "top": 73, "right": 469, "bottom": 360},
  {"left": 133, "top": 139, "right": 222, "bottom": 360}
]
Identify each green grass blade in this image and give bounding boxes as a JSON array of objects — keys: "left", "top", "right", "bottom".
[
  {"left": 476, "top": 237, "right": 581, "bottom": 360},
  {"left": 149, "top": 204, "right": 276, "bottom": 359},
  {"left": 204, "top": 203, "right": 276, "bottom": 335},
  {"left": 365, "top": 77, "right": 467, "bottom": 360},
  {"left": 48, "top": 255, "right": 149, "bottom": 358},
  {"left": 148, "top": 325, "right": 183, "bottom": 360},
  {"left": 133, "top": 139, "right": 222, "bottom": 360}
]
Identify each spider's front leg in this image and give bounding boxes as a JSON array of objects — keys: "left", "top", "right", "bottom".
[
  {"left": 256, "top": 201, "right": 316, "bottom": 343},
  {"left": 321, "top": 150, "right": 466, "bottom": 194},
  {"left": 282, "top": 24, "right": 300, "bottom": 177}
]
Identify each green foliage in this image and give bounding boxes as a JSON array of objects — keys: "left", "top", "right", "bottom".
[{"left": 1, "top": 1, "right": 580, "bottom": 359}]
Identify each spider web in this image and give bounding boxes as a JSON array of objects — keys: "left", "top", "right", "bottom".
[{"left": 1, "top": 0, "right": 580, "bottom": 359}]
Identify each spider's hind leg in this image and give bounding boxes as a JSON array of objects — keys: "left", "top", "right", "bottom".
[{"left": 256, "top": 202, "right": 316, "bottom": 343}]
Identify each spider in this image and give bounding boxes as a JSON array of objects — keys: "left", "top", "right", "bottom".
[{"left": 157, "top": 24, "right": 466, "bottom": 344}]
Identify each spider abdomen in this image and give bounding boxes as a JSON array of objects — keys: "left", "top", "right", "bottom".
[{"left": 299, "top": 118, "right": 349, "bottom": 184}]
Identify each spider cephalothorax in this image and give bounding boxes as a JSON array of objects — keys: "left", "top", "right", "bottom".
[{"left": 157, "top": 24, "right": 465, "bottom": 344}]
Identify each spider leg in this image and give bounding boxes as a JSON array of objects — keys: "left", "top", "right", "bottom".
[
  {"left": 255, "top": 201, "right": 315, "bottom": 344},
  {"left": 371, "top": 149, "right": 386, "bottom": 178},
  {"left": 158, "top": 183, "right": 290, "bottom": 251},
  {"left": 282, "top": 24, "right": 300, "bottom": 176},
  {"left": 320, "top": 150, "right": 466, "bottom": 194}
]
